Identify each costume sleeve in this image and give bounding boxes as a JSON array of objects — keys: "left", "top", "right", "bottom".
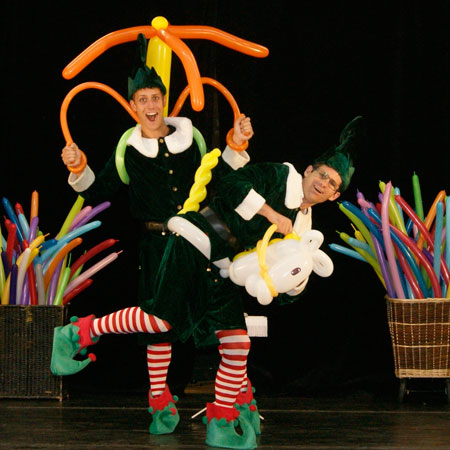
[
  {"left": 68, "top": 151, "right": 124, "bottom": 205},
  {"left": 221, "top": 145, "right": 250, "bottom": 170},
  {"left": 213, "top": 163, "right": 289, "bottom": 220},
  {"left": 202, "top": 144, "right": 251, "bottom": 204}
]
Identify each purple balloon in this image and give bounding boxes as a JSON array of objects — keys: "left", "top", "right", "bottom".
[{"left": 74, "top": 201, "right": 111, "bottom": 229}]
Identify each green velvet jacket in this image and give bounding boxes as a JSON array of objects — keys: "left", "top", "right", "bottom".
[{"left": 141, "top": 161, "right": 311, "bottom": 346}]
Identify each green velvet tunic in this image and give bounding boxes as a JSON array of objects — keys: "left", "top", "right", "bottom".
[
  {"left": 78, "top": 129, "right": 201, "bottom": 300},
  {"left": 141, "top": 162, "right": 307, "bottom": 347}
]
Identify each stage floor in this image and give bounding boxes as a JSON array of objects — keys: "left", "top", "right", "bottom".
[{"left": 1, "top": 381, "right": 450, "bottom": 449}]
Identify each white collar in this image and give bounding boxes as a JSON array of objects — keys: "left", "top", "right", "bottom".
[
  {"left": 126, "top": 117, "right": 193, "bottom": 158},
  {"left": 283, "top": 162, "right": 303, "bottom": 209}
]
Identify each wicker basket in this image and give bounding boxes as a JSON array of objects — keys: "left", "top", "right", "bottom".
[
  {"left": 385, "top": 296, "right": 450, "bottom": 378},
  {"left": 0, "top": 305, "right": 68, "bottom": 400}
]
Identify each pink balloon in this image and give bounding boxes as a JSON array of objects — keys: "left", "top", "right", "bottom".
[
  {"left": 63, "top": 251, "right": 122, "bottom": 296},
  {"left": 381, "top": 182, "right": 405, "bottom": 298}
]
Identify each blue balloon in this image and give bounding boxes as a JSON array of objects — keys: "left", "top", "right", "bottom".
[
  {"left": 341, "top": 201, "right": 385, "bottom": 250},
  {"left": 36, "top": 221, "right": 102, "bottom": 267}
]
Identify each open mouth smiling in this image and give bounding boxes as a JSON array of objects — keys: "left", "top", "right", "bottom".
[
  {"left": 146, "top": 112, "right": 158, "bottom": 122},
  {"left": 312, "top": 183, "right": 324, "bottom": 195}
]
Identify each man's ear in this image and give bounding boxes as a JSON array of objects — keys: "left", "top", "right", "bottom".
[
  {"left": 304, "top": 165, "right": 314, "bottom": 177},
  {"left": 328, "top": 191, "right": 341, "bottom": 202},
  {"left": 130, "top": 99, "right": 137, "bottom": 112}
]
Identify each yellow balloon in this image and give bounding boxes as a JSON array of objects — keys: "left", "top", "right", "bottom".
[
  {"left": 58, "top": 195, "right": 85, "bottom": 238},
  {"left": 147, "top": 16, "right": 172, "bottom": 117},
  {"left": 0, "top": 258, "right": 4, "bottom": 298},
  {"left": 178, "top": 149, "right": 221, "bottom": 214},
  {"left": 1, "top": 274, "right": 10, "bottom": 305}
]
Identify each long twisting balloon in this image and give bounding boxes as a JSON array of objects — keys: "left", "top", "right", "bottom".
[
  {"left": 60, "top": 82, "right": 139, "bottom": 146},
  {"left": 178, "top": 149, "right": 221, "bottom": 214}
]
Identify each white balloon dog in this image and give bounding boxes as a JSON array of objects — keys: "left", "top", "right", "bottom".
[
  {"left": 226, "top": 225, "right": 334, "bottom": 305},
  {"left": 167, "top": 218, "right": 334, "bottom": 305}
]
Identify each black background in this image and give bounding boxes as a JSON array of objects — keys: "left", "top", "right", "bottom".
[{"left": 2, "top": 0, "right": 449, "bottom": 397}]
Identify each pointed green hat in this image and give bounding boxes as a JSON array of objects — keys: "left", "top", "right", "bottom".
[
  {"left": 128, "top": 33, "right": 167, "bottom": 100},
  {"left": 313, "top": 116, "right": 365, "bottom": 192}
]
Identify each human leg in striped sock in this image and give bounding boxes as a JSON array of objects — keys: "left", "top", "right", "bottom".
[
  {"left": 51, "top": 307, "right": 171, "bottom": 375},
  {"left": 204, "top": 329, "right": 256, "bottom": 449},
  {"left": 146, "top": 343, "right": 180, "bottom": 434}
]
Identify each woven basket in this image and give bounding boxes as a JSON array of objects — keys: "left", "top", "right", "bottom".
[
  {"left": 0, "top": 305, "right": 67, "bottom": 400},
  {"left": 386, "top": 296, "right": 450, "bottom": 378}
]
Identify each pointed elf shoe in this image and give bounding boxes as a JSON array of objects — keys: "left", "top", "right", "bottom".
[
  {"left": 148, "top": 385, "right": 180, "bottom": 434},
  {"left": 235, "top": 378, "right": 261, "bottom": 435},
  {"left": 203, "top": 402, "right": 257, "bottom": 449},
  {"left": 50, "top": 315, "right": 99, "bottom": 376}
]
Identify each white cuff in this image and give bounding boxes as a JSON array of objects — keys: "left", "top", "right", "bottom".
[
  {"left": 235, "top": 189, "right": 266, "bottom": 220},
  {"left": 68, "top": 165, "right": 95, "bottom": 192},
  {"left": 222, "top": 145, "right": 250, "bottom": 170}
]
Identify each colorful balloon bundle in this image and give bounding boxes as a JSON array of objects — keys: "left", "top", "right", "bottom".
[
  {"left": 0, "top": 192, "right": 121, "bottom": 306},
  {"left": 329, "top": 173, "right": 450, "bottom": 299}
]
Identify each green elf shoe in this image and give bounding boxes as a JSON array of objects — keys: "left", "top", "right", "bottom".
[
  {"left": 50, "top": 315, "right": 99, "bottom": 376},
  {"left": 148, "top": 385, "right": 180, "bottom": 434},
  {"left": 203, "top": 402, "right": 257, "bottom": 449},
  {"left": 235, "top": 379, "right": 261, "bottom": 435}
]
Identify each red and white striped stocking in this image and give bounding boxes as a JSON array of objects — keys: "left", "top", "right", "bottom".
[
  {"left": 214, "top": 329, "right": 251, "bottom": 408},
  {"left": 147, "top": 343, "right": 172, "bottom": 397},
  {"left": 90, "top": 306, "right": 171, "bottom": 337}
]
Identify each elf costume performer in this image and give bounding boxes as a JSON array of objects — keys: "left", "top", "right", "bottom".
[{"left": 54, "top": 38, "right": 364, "bottom": 446}]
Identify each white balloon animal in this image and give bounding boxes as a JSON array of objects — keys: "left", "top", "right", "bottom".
[
  {"left": 167, "top": 217, "right": 333, "bottom": 306},
  {"left": 226, "top": 229, "right": 334, "bottom": 305}
]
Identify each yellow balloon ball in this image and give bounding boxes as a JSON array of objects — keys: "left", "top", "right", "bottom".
[{"left": 151, "top": 16, "right": 169, "bottom": 30}]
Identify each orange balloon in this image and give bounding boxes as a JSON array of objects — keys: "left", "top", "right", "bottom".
[
  {"left": 44, "top": 237, "right": 83, "bottom": 291},
  {"left": 417, "top": 190, "right": 446, "bottom": 250},
  {"left": 155, "top": 28, "right": 204, "bottom": 111},
  {"left": 170, "top": 25, "right": 269, "bottom": 58},
  {"left": 62, "top": 26, "right": 156, "bottom": 79},
  {"left": 60, "top": 81, "right": 139, "bottom": 145},
  {"left": 30, "top": 190, "right": 39, "bottom": 222},
  {"left": 170, "top": 77, "right": 240, "bottom": 120}
]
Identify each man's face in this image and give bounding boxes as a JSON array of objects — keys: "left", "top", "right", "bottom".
[
  {"left": 302, "top": 165, "right": 342, "bottom": 207},
  {"left": 130, "top": 87, "right": 167, "bottom": 138}
]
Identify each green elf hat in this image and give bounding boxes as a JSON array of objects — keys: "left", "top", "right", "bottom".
[
  {"left": 313, "top": 115, "right": 365, "bottom": 192},
  {"left": 127, "top": 33, "right": 167, "bottom": 100}
]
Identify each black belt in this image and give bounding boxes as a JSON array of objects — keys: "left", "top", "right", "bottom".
[
  {"left": 143, "top": 221, "right": 168, "bottom": 232},
  {"left": 200, "top": 206, "right": 239, "bottom": 249},
  {"left": 143, "top": 209, "right": 238, "bottom": 248}
]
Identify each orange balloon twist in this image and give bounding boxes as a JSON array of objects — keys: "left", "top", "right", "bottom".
[
  {"left": 43, "top": 237, "right": 83, "bottom": 291},
  {"left": 60, "top": 82, "right": 139, "bottom": 173},
  {"left": 170, "top": 77, "right": 247, "bottom": 151}
]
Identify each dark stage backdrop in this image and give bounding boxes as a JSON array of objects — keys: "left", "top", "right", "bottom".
[{"left": 2, "top": 1, "right": 449, "bottom": 397}]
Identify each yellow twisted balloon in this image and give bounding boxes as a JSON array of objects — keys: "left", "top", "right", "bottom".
[
  {"left": 178, "top": 148, "right": 221, "bottom": 214},
  {"left": 233, "top": 229, "right": 300, "bottom": 261},
  {"left": 256, "top": 224, "right": 279, "bottom": 298}
]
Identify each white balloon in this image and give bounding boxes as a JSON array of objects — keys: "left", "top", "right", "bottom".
[{"left": 229, "top": 229, "right": 333, "bottom": 305}]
